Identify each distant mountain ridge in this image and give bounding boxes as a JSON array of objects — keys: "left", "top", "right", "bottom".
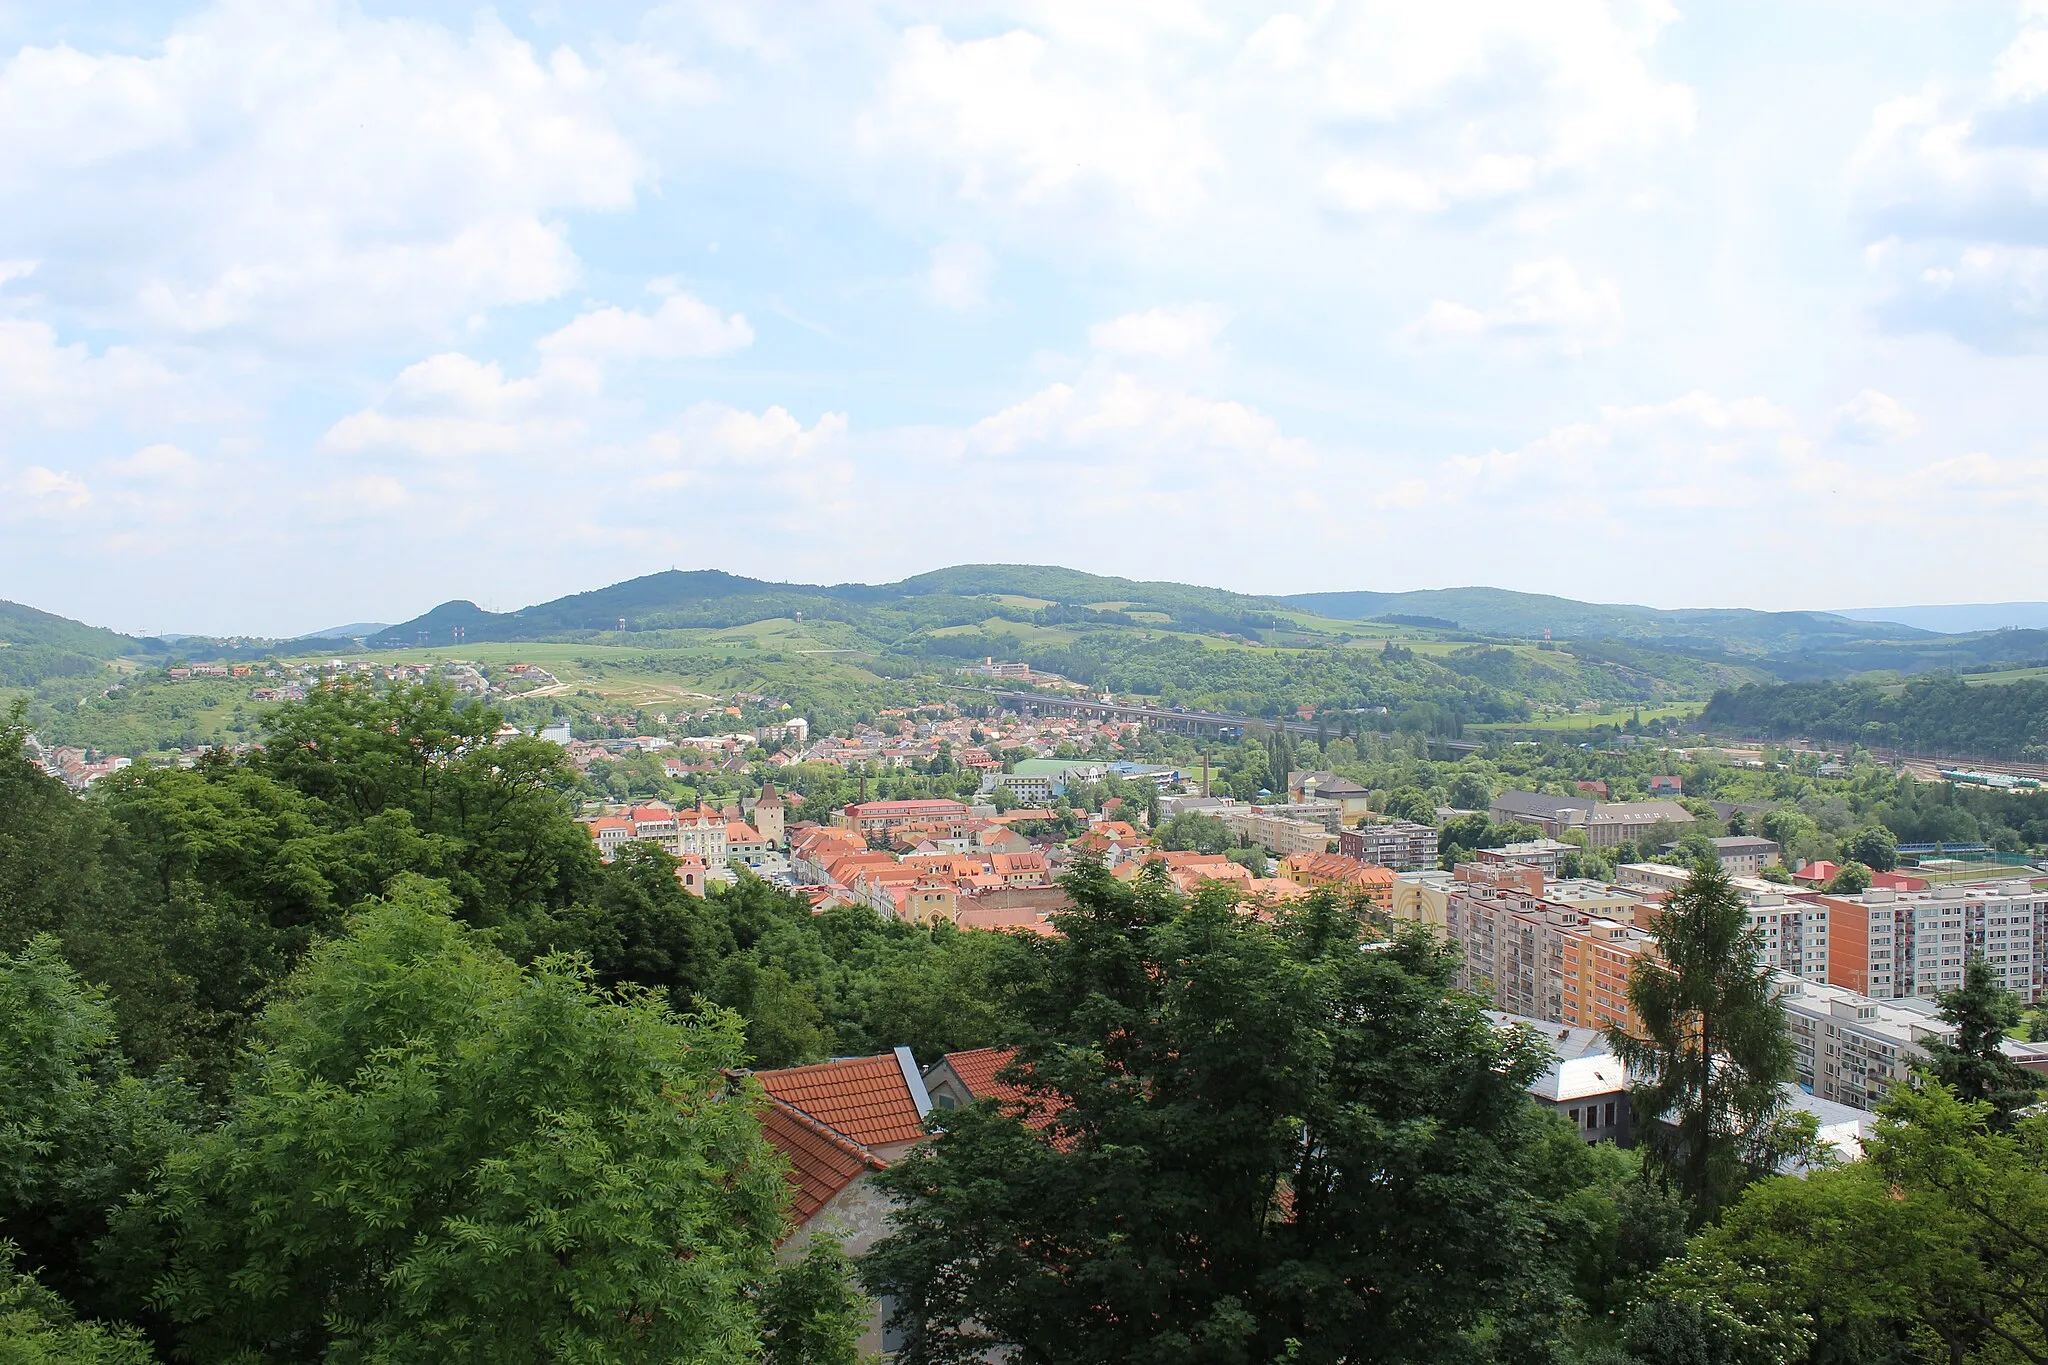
[
  {"left": 365, "top": 565, "right": 1285, "bottom": 648},
  {"left": 1831, "top": 603, "right": 2048, "bottom": 633},
  {"left": 1274, "top": 586, "right": 1933, "bottom": 655},
  {"left": 11, "top": 570, "right": 2048, "bottom": 692}
]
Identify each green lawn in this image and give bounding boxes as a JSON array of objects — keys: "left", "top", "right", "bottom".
[{"left": 1468, "top": 703, "right": 1700, "bottom": 734}]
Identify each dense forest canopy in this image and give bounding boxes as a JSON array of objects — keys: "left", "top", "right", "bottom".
[{"left": 1703, "top": 676, "right": 2048, "bottom": 760}]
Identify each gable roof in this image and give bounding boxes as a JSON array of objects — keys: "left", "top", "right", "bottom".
[
  {"left": 756, "top": 1049, "right": 932, "bottom": 1149},
  {"left": 756, "top": 1096, "right": 883, "bottom": 1229},
  {"left": 933, "top": 1046, "right": 1067, "bottom": 1136}
]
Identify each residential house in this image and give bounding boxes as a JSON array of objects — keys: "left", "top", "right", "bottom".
[
  {"left": 1283, "top": 853, "right": 1395, "bottom": 907},
  {"left": 1220, "top": 807, "right": 1337, "bottom": 858},
  {"left": 838, "top": 799, "right": 972, "bottom": 839},
  {"left": 1488, "top": 1013, "right": 1633, "bottom": 1145},
  {"left": 1473, "top": 839, "right": 1576, "bottom": 877},
  {"left": 753, "top": 1050, "right": 934, "bottom": 1356},
  {"left": 1286, "top": 771, "right": 1374, "bottom": 820}
]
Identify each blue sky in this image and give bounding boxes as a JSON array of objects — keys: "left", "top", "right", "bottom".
[{"left": 2, "top": 0, "right": 2046, "bottom": 635}]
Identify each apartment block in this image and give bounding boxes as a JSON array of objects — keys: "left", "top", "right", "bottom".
[
  {"left": 1820, "top": 884, "right": 2041, "bottom": 1004},
  {"left": 1473, "top": 838, "right": 1576, "bottom": 876},
  {"left": 1339, "top": 820, "right": 1441, "bottom": 871},
  {"left": 1776, "top": 976, "right": 1953, "bottom": 1110},
  {"left": 1390, "top": 869, "right": 1458, "bottom": 933},
  {"left": 1442, "top": 868, "right": 1659, "bottom": 1034},
  {"left": 1221, "top": 806, "right": 1338, "bottom": 858},
  {"left": 1616, "top": 865, "right": 1830, "bottom": 983}
]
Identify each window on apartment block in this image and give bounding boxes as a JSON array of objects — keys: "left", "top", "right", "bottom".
[
  {"left": 1604, "top": 1101, "right": 1617, "bottom": 1128},
  {"left": 1568, "top": 1108, "right": 1580, "bottom": 1125}
]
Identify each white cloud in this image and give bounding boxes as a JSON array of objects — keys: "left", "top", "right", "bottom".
[
  {"left": 924, "top": 242, "right": 993, "bottom": 309},
  {"left": 323, "top": 352, "right": 593, "bottom": 458},
  {"left": 301, "top": 473, "right": 413, "bottom": 523},
  {"left": 846, "top": 2, "right": 1690, "bottom": 239},
  {"left": 107, "top": 442, "right": 205, "bottom": 483},
  {"left": 1297, "top": 1, "right": 1695, "bottom": 217},
  {"left": 1087, "top": 303, "right": 1229, "bottom": 363},
  {"left": 1438, "top": 392, "right": 1837, "bottom": 517},
  {"left": 642, "top": 404, "right": 849, "bottom": 483},
  {"left": 537, "top": 288, "right": 754, "bottom": 362},
  {"left": 326, "top": 287, "right": 749, "bottom": 457},
  {"left": 11, "top": 465, "right": 92, "bottom": 512},
  {"left": 965, "top": 370, "right": 1313, "bottom": 479},
  {"left": 0, "top": 318, "right": 177, "bottom": 429},
  {"left": 0, "top": 0, "right": 647, "bottom": 344},
  {"left": 1852, "top": 8, "right": 2048, "bottom": 348},
  {"left": 1829, "top": 390, "right": 1921, "bottom": 445},
  {"left": 1400, "top": 260, "right": 1623, "bottom": 356},
  {"left": 858, "top": 23, "right": 1214, "bottom": 223}
]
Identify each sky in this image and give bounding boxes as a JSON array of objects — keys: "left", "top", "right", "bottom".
[{"left": 3, "top": 0, "right": 2048, "bottom": 636}]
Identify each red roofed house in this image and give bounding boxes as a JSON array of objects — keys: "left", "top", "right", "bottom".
[
  {"left": 1284, "top": 852, "right": 1396, "bottom": 908},
  {"left": 753, "top": 1049, "right": 934, "bottom": 1356},
  {"left": 838, "top": 799, "right": 971, "bottom": 839},
  {"left": 988, "top": 851, "right": 1051, "bottom": 887},
  {"left": 1793, "top": 860, "right": 1841, "bottom": 886},
  {"left": 922, "top": 1047, "right": 1069, "bottom": 1140},
  {"left": 584, "top": 816, "right": 636, "bottom": 861},
  {"left": 726, "top": 822, "right": 772, "bottom": 867}
]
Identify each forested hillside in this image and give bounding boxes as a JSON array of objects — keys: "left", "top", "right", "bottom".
[
  {"left": 0, "top": 601, "right": 159, "bottom": 689},
  {"left": 1703, "top": 676, "right": 2048, "bottom": 760}
]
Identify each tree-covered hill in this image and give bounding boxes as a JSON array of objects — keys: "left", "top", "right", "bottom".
[
  {"left": 1702, "top": 675, "right": 2048, "bottom": 760},
  {"left": 1280, "top": 586, "right": 1936, "bottom": 654},
  {"left": 0, "top": 601, "right": 162, "bottom": 689}
]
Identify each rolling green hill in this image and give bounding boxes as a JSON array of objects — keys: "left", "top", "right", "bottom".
[
  {"left": 0, "top": 600, "right": 160, "bottom": 688},
  {"left": 366, "top": 566, "right": 1289, "bottom": 648},
  {"left": 1278, "top": 586, "right": 1932, "bottom": 653},
  {"left": 19, "top": 567, "right": 2048, "bottom": 758}
]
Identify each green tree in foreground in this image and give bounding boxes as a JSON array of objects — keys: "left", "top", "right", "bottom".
[
  {"left": 1610, "top": 861, "right": 1810, "bottom": 1225},
  {"left": 864, "top": 869, "right": 1594, "bottom": 1364},
  {"left": 1634, "top": 1084, "right": 2048, "bottom": 1365},
  {"left": 1920, "top": 957, "right": 2044, "bottom": 1128},
  {"left": 141, "top": 878, "right": 843, "bottom": 1364},
  {"left": 0, "top": 939, "right": 189, "bottom": 1319},
  {"left": 0, "top": 1245, "right": 156, "bottom": 1365}
]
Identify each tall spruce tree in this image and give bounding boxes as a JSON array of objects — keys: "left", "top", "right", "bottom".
[{"left": 1609, "top": 859, "right": 1810, "bottom": 1224}]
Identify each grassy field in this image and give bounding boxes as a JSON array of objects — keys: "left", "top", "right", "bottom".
[
  {"left": 1467, "top": 703, "right": 1700, "bottom": 734},
  {"left": 1911, "top": 862, "right": 2045, "bottom": 885},
  {"left": 1961, "top": 665, "right": 2048, "bottom": 685}
]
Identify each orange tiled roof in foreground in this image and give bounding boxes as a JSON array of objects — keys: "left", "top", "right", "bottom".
[
  {"left": 940, "top": 1046, "right": 1036, "bottom": 1108},
  {"left": 756, "top": 1096, "right": 882, "bottom": 1230},
  {"left": 937, "top": 1046, "right": 1069, "bottom": 1141},
  {"left": 756, "top": 1052, "right": 929, "bottom": 1149}
]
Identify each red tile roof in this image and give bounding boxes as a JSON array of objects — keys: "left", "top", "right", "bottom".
[
  {"left": 940, "top": 1046, "right": 1035, "bottom": 1108},
  {"left": 756, "top": 1053, "right": 928, "bottom": 1149},
  {"left": 756, "top": 1096, "right": 883, "bottom": 1232},
  {"left": 938, "top": 1047, "right": 1068, "bottom": 1139}
]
